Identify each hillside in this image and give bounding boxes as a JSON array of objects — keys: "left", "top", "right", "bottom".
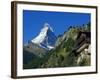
[{"left": 23, "top": 22, "right": 91, "bottom": 69}]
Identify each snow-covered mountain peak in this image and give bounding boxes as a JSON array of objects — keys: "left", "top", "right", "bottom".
[
  {"left": 31, "top": 23, "right": 57, "bottom": 50},
  {"left": 41, "top": 23, "right": 53, "bottom": 33}
]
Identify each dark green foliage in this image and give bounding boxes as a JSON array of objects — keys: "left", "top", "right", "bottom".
[
  {"left": 23, "top": 49, "right": 42, "bottom": 69},
  {"left": 23, "top": 22, "right": 91, "bottom": 69}
]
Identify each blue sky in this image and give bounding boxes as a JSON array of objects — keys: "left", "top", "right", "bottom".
[{"left": 23, "top": 10, "right": 90, "bottom": 44}]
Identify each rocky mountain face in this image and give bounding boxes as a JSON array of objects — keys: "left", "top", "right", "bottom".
[
  {"left": 31, "top": 23, "right": 57, "bottom": 50},
  {"left": 23, "top": 22, "right": 91, "bottom": 69}
]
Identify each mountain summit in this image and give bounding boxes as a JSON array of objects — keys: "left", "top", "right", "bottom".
[{"left": 31, "top": 23, "right": 57, "bottom": 50}]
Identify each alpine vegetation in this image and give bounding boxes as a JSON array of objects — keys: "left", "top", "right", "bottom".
[{"left": 23, "top": 22, "right": 91, "bottom": 69}]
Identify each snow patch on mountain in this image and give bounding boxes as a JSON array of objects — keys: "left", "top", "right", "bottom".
[{"left": 31, "top": 23, "right": 57, "bottom": 50}]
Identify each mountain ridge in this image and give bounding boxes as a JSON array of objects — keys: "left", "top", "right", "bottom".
[{"left": 31, "top": 23, "right": 57, "bottom": 50}]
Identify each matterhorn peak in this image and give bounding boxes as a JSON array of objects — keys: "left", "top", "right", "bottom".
[
  {"left": 31, "top": 23, "right": 57, "bottom": 50},
  {"left": 44, "top": 22, "right": 50, "bottom": 28},
  {"left": 41, "top": 23, "right": 53, "bottom": 32}
]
